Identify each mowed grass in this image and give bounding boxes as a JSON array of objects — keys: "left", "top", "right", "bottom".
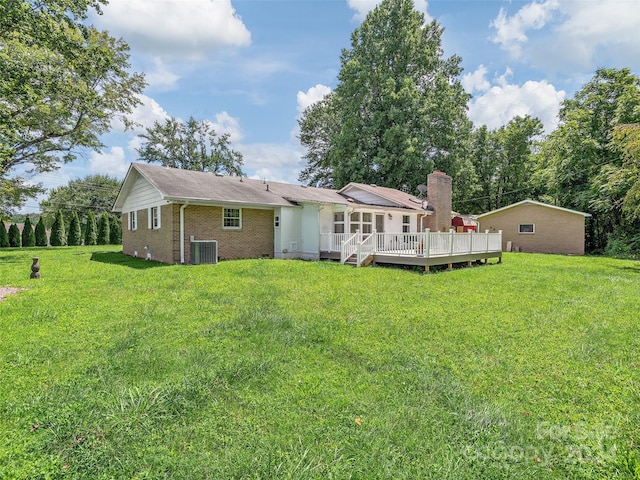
[{"left": 1, "top": 246, "right": 639, "bottom": 479}]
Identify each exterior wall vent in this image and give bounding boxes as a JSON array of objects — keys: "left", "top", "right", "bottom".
[
  {"left": 290, "top": 241, "right": 298, "bottom": 252},
  {"left": 190, "top": 240, "right": 218, "bottom": 265}
]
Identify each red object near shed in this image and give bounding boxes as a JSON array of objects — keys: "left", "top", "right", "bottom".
[{"left": 452, "top": 215, "right": 477, "bottom": 232}]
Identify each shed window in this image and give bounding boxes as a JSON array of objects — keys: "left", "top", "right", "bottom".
[
  {"left": 518, "top": 223, "right": 535, "bottom": 234},
  {"left": 129, "top": 211, "right": 137, "bottom": 231},
  {"left": 223, "top": 208, "right": 241, "bottom": 229}
]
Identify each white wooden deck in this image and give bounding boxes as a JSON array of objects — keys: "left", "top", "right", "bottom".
[{"left": 320, "top": 230, "right": 502, "bottom": 270}]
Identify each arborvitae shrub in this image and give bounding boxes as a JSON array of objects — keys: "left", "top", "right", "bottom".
[
  {"left": 68, "top": 212, "right": 82, "bottom": 246},
  {"left": 35, "top": 217, "right": 48, "bottom": 246},
  {"left": 84, "top": 211, "right": 97, "bottom": 246},
  {"left": 97, "top": 212, "right": 110, "bottom": 245},
  {"left": 50, "top": 210, "right": 67, "bottom": 246},
  {"left": 0, "top": 223, "right": 9, "bottom": 248},
  {"left": 109, "top": 215, "right": 122, "bottom": 245},
  {"left": 22, "top": 217, "right": 36, "bottom": 247},
  {"left": 8, "top": 223, "right": 21, "bottom": 247}
]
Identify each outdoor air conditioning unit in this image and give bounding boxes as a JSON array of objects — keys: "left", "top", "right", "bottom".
[{"left": 190, "top": 240, "right": 218, "bottom": 265}]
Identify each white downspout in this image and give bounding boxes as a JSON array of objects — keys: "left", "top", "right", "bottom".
[{"left": 180, "top": 202, "right": 189, "bottom": 264}]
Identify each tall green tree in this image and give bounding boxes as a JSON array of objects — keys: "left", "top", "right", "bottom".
[
  {"left": 137, "top": 117, "right": 245, "bottom": 175},
  {"left": 35, "top": 217, "right": 48, "bottom": 246},
  {"left": 109, "top": 215, "right": 122, "bottom": 245},
  {"left": 97, "top": 211, "right": 110, "bottom": 245},
  {"left": 8, "top": 223, "right": 21, "bottom": 247},
  {"left": 21, "top": 216, "right": 35, "bottom": 247},
  {"left": 298, "top": 0, "right": 471, "bottom": 195},
  {"left": 40, "top": 174, "right": 121, "bottom": 227},
  {"left": 536, "top": 68, "right": 640, "bottom": 252},
  {"left": 67, "top": 211, "right": 82, "bottom": 246},
  {"left": 0, "top": 222, "right": 9, "bottom": 247},
  {"left": 0, "top": 0, "right": 145, "bottom": 217},
  {"left": 84, "top": 211, "right": 98, "bottom": 246},
  {"left": 50, "top": 210, "right": 66, "bottom": 246}
]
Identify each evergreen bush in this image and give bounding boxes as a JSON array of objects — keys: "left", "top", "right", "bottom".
[
  {"left": 68, "top": 212, "right": 82, "bottom": 246},
  {"left": 50, "top": 210, "right": 67, "bottom": 246},
  {"left": 97, "top": 212, "right": 110, "bottom": 245},
  {"left": 8, "top": 224, "right": 21, "bottom": 247},
  {"left": 84, "top": 211, "right": 97, "bottom": 246},
  {"left": 0, "top": 222, "right": 9, "bottom": 247},
  {"left": 21, "top": 217, "right": 36, "bottom": 247},
  {"left": 109, "top": 215, "right": 122, "bottom": 245},
  {"left": 35, "top": 217, "right": 48, "bottom": 246}
]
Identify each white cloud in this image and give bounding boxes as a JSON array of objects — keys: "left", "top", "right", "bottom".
[
  {"left": 490, "top": 0, "right": 560, "bottom": 58},
  {"left": 112, "top": 94, "right": 170, "bottom": 134},
  {"left": 145, "top": 57, "right": 181, "bottom": 91},
  {"left": 462, "top": 65, "right": 491, "bottom": 94},
  {"left": 466, "top": 67, "right": 565, "bottom": 133},
  {"left": 89, "top": 147, "right": 129, "bottom": 178},
  {"left": 94, "top": 0, "right": 251, "bottom": 59},
  {"left": 209, "top": 112, "right": 243, "bottom": 143},
  {"left": 239, "top": 143, "right": 304, "bottom": 184},
  {"left": 490, "top": 0, "right": 640, "bottom": 72},
  {"left": 297, "top": 84, "right": 332, "bottom": 113},
  {"left": 347, "top": 0, "right": 431, "bottom": 22}
]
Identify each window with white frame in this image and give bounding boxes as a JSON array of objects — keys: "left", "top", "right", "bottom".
[
  {"left": 274, "top": 215, "right": 280, "bottom": 228},
  {"left": 402, "top": 215, "right": 410, "bottom": 233},
  {"left": 518, "top": 223, "right": 535, "bottom": 234},
  {"left": 350, "top": 212, "right": 360, "bottom": 233},
  {"left": 333, "top": 212, "right": 345, "bottom": 233},
  {"left": 223, "top": 208, "right": 241, "bottom": 229},
  {"left": 128, "top": 211, "right": 137, "bottom": 231},
  {"left": 362, "top": 212, "right": 372, "bottom": 234},
  {"left": 148, "top": 206, "right": 161, "bottom": 229}
]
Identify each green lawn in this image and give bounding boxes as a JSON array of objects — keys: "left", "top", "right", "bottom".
[{"left": 1, "top": 246, "right": 639, "bottom": 479}]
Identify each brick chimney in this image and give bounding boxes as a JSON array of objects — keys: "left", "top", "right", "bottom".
[{"left": 425, "top": 171, "right": 452, "bottom": 232}]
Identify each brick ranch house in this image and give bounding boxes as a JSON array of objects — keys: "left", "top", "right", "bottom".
[{"left": 112, "top": 163, "right": 454, "bottom": 264}]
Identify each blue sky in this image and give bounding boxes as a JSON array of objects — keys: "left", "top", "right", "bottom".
[{"left": 20, "top": 0, "right": 640, "bottom": 214}]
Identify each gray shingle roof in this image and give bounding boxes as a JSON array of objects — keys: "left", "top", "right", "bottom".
[{"left": 123, "top": 163, "right": 350, "bottom": 207}]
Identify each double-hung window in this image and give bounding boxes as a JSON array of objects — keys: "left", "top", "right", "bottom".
[
  {"left": 223, "top": 208, "right": 241, "bottom": 229},
  {"left": 402, "top": 215, "right": 410, "bottom": 233},
  {"left": 129, "top": 211, "right": 137, "bottom": 231},
  {"left": 149, "top": 206, "right": 160, "bottom": 229}
]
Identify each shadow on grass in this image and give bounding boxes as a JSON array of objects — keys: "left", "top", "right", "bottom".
[
  {"left": 617, "top": 264, "right": 640, "bottom": 274},
  {"left": 90, "top": 251, "right": 168, "bottom": 270}
]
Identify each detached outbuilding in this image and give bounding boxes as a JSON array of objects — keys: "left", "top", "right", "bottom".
[{"left": 476, "top": 200, "right": 591, "bottom": 255}]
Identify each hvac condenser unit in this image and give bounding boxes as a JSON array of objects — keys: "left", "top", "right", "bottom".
[{"left": 190, "top": 240, "right": 218, "bottom": 265}]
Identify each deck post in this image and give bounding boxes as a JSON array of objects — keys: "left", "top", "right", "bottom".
[
  {"left": 425, "top": 264, "right": 430, "bottom": 273},
  {"left": 424, "top": 229, "right": 430, "bottom": 258},
  {"left": 450, "top": 229, "right": 455, "bottom": 256}
]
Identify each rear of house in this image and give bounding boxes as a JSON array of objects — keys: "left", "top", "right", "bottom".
[{"left": 476, "top": 200, "right": 591, "bottom": 255}]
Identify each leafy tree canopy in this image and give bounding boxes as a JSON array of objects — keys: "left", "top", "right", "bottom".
[
  {"left": 40, "top": 174, "right": 121, "bottom": 226},
  {"left": 0, "top": 0, "right": 145, "bottom": 216},
  {"left": 298, "top": 0, "right": 471, "bottom": 194},
  {"left": 536, "top": 67, "right": 640, "bottom": 251},
  {"left": 137, "top": 116, "right": 245, "bottom": 176}
]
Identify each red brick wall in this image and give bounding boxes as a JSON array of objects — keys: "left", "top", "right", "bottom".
[
  {"left": 183, "top": 206, "right": 274, "bottom": 263},
  {"left": 121, "top": 205, "right": 178, "bottom": 263}
]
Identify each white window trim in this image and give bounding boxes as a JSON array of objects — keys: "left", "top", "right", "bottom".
[
  {"left": 518, "top": 223, "right": 535, "bottom": 234},
  {"left": 223, "top": 207, "right": 242, "bottom": 230},
  {"left": 402, "top": 214, "right": 410, "bottom": 233},
  {"left": 148, "top": 206, "right": 161, "bottom": 230},
  {"left": 129, "top": 211, "right": 137, "bottom": 231}
]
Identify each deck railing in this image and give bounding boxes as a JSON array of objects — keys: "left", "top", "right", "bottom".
[{"left": 322, "top": 229, "right": 502, "bottom": 266}]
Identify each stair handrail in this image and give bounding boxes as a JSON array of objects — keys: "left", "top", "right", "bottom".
[{"left": 341, "top": 231, "right": 360, "bottom": 264}]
